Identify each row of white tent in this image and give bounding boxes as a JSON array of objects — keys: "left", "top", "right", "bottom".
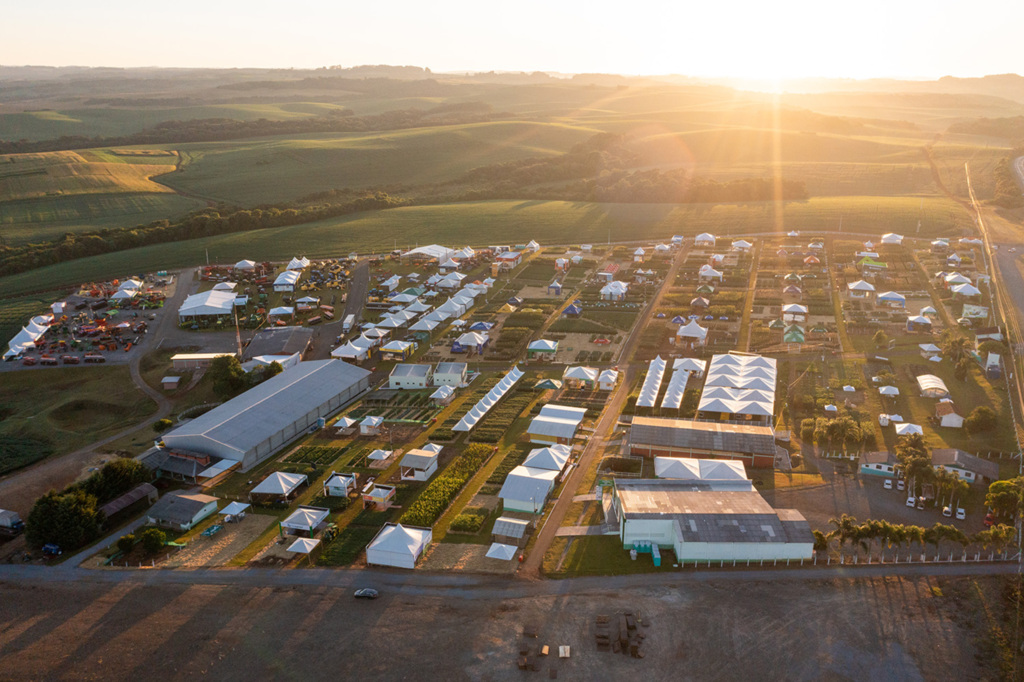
[
  {"left": 696, "top": 353, "right": 777, "bottom": 419},
  {"left": 4, "top": 314, "right": 53, "bottom": 359},
  {"left": 636, "top": 356, "right": 667, "bottom": 408},
  {"left": 453, "top": 366, "right": 524, "bottom": 432}
]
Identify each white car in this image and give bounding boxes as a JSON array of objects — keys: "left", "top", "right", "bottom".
[
  {"left": 942, "top": 506, "right": 952, "bottom": 517},
  {"left": 883, "top": 479, "right": 893, "bottom": 490},
  {"left": 956, "top": 508, "right": 966, "bottom": 520},
  {"left": 896, "top": 479, "right": 906, "bottom": 491},
  {"left": 906, "top": 496, "right": 916, "bottom": 508}
]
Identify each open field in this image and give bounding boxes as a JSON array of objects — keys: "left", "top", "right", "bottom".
[
  {"left": 0, "top": 196, "right": 975, "bottom": 299},
  {"left": 0, "top": 572, "right": 1013, "bottom": 680},
  {"left": 0, "top": 102, "right": 353, "bottom": 142},
  {"left": 0, "top": 150, "right": 179, "bottom": 202},
  {"left": 0, "top": 193, "right": 205, "bottom": 245},
  {"left": 159, "top": 120, "right": 599, "bottom": 204},
  {"left": 0, "top": 366, "right": 157, "bottom": 474}
]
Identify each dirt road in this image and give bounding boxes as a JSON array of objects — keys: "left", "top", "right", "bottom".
[{"left": 0, "top": 571, "right": 1009, "bottom": 680}]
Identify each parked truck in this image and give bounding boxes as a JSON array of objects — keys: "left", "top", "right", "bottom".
[
  {"left": 0, "top": 509, "right": 25, "bottom": 536},
  {"left": 343, "top": 314, "right": 355, "bottom": 333}
]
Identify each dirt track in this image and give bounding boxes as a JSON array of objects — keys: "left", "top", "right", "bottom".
[{"left": 0, "top": 574, "right": 1006, "bottom": 681}]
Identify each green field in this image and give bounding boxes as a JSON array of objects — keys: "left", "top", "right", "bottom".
[
  {"left": 0, "top": 192, "right": 205, "bottom": 245},
  {"left": 0, "top": 195, "right": 973, "bottom": 298},
  {"left": 0, "top": 366, "right": 158, "bottom": 474},
  {"left": 0, "top": 150, "right": 180, "bottom": 202},
  {"left": 158, "top": 120, "right": 599, "bottom": 204},
  {"left": 0, "top": 102, "right": 352, "bottom": 142}
]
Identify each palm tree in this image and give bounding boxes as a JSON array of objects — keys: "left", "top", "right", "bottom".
[
  {"left": 828, "top": 514, "right": 859, "bottom": 557},
  {"left": 941, "top": 330, "right": 972, "bottom": 364},
  {"left": 904, "top": 524, "right": 926, "bottom": 557},
  {"left": 949, "top": 478, "right": 970, "bottom": 513}
]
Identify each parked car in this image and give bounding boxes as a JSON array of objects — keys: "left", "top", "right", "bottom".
[
  {"left": 906, "top": 496, "right": 916, "bottom": 508},
  {"left": 354, "top": 588, "right": 379, "bottom": 600},
  {"left": 956, "top": 508, "right": 966, "bottom": 520},
  {"left": 883, "top": 479, "right": 893, "bottom": 490},
  {"left": 896, "top": 479, "right": 905, "bottom": 491},
  {"left": 942, "top": 506, "right": 952, "bottom": 517},
  {"left": 916, "top": 498, "right": 925, "bottom": 510},
  {"left": 984, "top": 513, "right": 995, "bottom": 528}
]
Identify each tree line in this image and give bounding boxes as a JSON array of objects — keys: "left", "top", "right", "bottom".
[
  {"left": 0, "top": 192, "right": 409, "bottom": 279},
  {"left": 819, "top": 513, "right": 1015, "bottom": 557}
]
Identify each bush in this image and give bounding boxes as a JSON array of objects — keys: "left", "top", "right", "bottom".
[
  {"left": 116, "top": 534, "right": 136, "bottom": 555},
  {"left": 450, "top": 511, "right": 486, "bottom": 533},
  {"left": 965, "top": 406, "right": 997, "bottom": 435},
  {"left": 139, "top": 528, "right": 166, "bottom": 554},
  {"left": 800, "top": 418, "right": 815, "bottom": 443},
  {"left": 25, "top": 489, "right": 103, "bottom": 550},
  {"left": 153, "top": 418, "right": 174, "bottom": 433}
]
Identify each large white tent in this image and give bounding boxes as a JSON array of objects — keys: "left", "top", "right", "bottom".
[
  {"left": 234, "top": 259, "right": 257, "bottom": 270},
  {"left": 280, "top": 506, "right": 330, "bottom": 533},
  {"left": 453, "top": 366, "right": 524, "bottom": 432},
  {"left": 286, "top": 256, "right": 310, "bottom": 271},
  {"left": 274, "top": 270, "right": 301, "bottom": 291},
  {"left": 917, "top": 374, "right": 950, "bottom": 398},
  {"left": 637, "top": 356, "right": 667, "bottom": 408},
  {"left": 286, "top": 538, "right": 321, "bottom": 554},
  {"left": 895, "top": 423, "right": 924, "bottom": 436},
  {"left": 676, "top": 319, "right": 708, "bottom": 344},
  {"left": 522, "top": 444, "right": 571, "bottom": 473},
  {"left": 405, "top": 244, "right": 456, "bottom": 261},
  {"left": 365, "top": 523, "right": 432, "bottom": 569},
  {"left": 654, "top": 457, "right": 749, "bottom": 482},
  {"left": 178, "top": 290, "right": 236, "bottom": 320},
  {"left": 485, "top": 542, "right": 519, "bottom": 560},
  {"left": 660, "top": 367, "right": 691, "bottom": 410},
  {"left": 251, "top": 471, "right": 307, "bottom": 497}
]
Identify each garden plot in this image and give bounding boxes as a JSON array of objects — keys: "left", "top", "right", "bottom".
[{"left": 161, "top": 514, "right": 276, "bottom": 568}]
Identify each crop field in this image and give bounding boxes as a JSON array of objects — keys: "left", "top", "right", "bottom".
[
  {"left": 0, "top": 195, "right": 975, "bottom": 299},
  {"left": 0, "top": 150, "right": 179, "bottom": 202},
  {"left": 0, "top": 102, "right": 352, "bottom": 142},
  {"left": 159, "top": 120, "right": 599, "bottom": 204},
  {"left": 0, "top": 192, "right": 205, "bottom": 245}
]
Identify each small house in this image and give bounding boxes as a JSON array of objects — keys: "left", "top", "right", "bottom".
[
  {"left": 323, "top": 472, "right": 357, "bottom": 497},
  {"left": 633, "top": 247, "right": 646, "bottom": 263},
  {"left": 498, "top": 466, "right": 559, "bottom": 514},
  {"left": 599, "top": 369, "right": 619, "bottom": 391},
  {"left": 694, "top": 233, "right": 716, "bottom": 247},
  {"left": 433, "top": 362, "right": 468, "bottom": 387},
  {"left": 600, "top": 281, "right": 629, "bottom": 301},
  {"left": 389, "top": 363, "right": 433, "bottom": 389},
  {"left": 527, "top": 339, "right": 558, "bottom": 359},
  {"left": 931, "top": 449, "right": 1000, "bottom": 484},
  {"left": 563, "top": 366, "right": 598, "bottom": 389},
  {"left": 161, "top": 376, "right": 181, "bottom": 391},
  {"left": 400, "top": 449, "right": 440, "bottom": 482},
  {"left": 146, "top": 492, "right": 219, "bottom": 531},
  {"left": 360, "top": 415, "right": 384, "bottom": 436},
  {"left": 365, "top": 523, "right": 431, "bottom": 569},
  {"left": 492, "top": 516, "right": 531, "bottom": 548},
  {"left": 935, "top": 400, "right": 964, "bottom": 429}
]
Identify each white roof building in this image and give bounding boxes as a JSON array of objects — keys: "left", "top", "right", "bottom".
[
  {"left": 234, "top": 259, "right": 257, "bottom": 270},
  {"left": 499, "top": 466, "right": 560, "bottom": 514},
  {"left": 274, "top": 270, "right": 301, "bottom": 290},
  {"left": 251, "top": 471, "right": 308, "bottom": 497},
  {"left": 528, "top": 404, "right": 586, "bottom": 445},
  {"left": 695, "top": 233, "right": 716, "bottom": 246},
  {"left": 880, "top": 233, "right": 903, "bottom": 245},
  {"left": 637, "top": 356, "right": 668, "bottom": 408},
  {"left": 654, "top": 457, "right": 750, "bottom": 484},
  {"left": 522, "top": 444, "right": 572, "bottom": 473}
]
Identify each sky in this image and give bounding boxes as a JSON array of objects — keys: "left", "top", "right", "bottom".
[{"left": 3, "top": 0, "right": 1021, "bottom": 80}]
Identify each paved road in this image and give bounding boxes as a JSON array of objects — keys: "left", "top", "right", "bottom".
[
  {"left": 308, "top": 259, "right": 369, "bottom": 360},
  {"left": 521, "top": 247, "right": 688, "bottom": 577},
  {"left": 0, "top": 558, "right": 1017, "bottom": 597}
]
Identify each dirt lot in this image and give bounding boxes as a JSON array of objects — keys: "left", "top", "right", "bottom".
[
  {"left": 0, "top": 572, "right": 1012, "bottom": 681},
  {"left": 161, "top": 514, "right": 276, "bottom": 569}
]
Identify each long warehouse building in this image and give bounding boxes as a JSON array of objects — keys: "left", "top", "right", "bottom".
[{"left": 162, "top": 360, "right": 371, "bottom": 471}]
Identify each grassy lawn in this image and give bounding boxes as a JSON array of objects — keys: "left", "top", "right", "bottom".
[
  {"left": 0, "top": 365, "right": 158, "bottom": 474},
  {"left": 544, "top": 535, "right": 676, "bottom": 577}
]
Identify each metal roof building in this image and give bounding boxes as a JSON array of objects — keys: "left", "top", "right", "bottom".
[
  {"left": 243, "top": 326, "right": 314, "bottom": 361},
  {"left": 609, "top": 479, "right": 813, "bottom": 562},
  {"left": 629, "top": 416, "right": 778, "bottom": 469},
  {"left": 162, "top": 360, "right": 371, "bottom": 471}
]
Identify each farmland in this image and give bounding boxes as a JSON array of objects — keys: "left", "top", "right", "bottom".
[{"left": 0, "top": 195, "right": 974, "bottom": 299}]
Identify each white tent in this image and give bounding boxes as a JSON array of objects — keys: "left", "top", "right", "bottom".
[
  {"left": 281, "top": 506, "right": 329, "bottom": 532},
  {"left": 563, "top": 366, "right": 599, "bottom": 384},
  {"left": 848, "top": 280, "right": 875, "bottom": 293},
  {"left": 600, "top": 281, "right": 629, "bottom": 300},
  {"left": 110, "top": 289, "right": 136, "bottom": 301},
  {"left": 286, "top": 538, "right": 321, "bottom": 554},
  {"left": 268, "top": 306, "right": 294, "bottom": 317},
  {"left": 895, "top": 423, "right": 924, "bottom": 436},
  {"left": 637, "top": 356, "right": 667, "bottom": 408},
  {"left": 878, "top": 385, "right": 900, "bottom": 396},
  {"left": 731, "top": 239, "right": 753, "bottom": 251},
  {"left": 251, "top": 472, "right": 307, "bottom": 496},
  {"left": 673, "top": 357, "right": 707, "bottom": 375},
  {"left": 698, "top": 264, "right": 723, "bottom": 280},
  {"left": 118, "top": 278, "right": 144, "bottom": 291},
  {"left": 178, "top": 290, "right": 236, "bottom": 319},
  {"left": 877, "top": 291, "right": 906, "bottom": 304},
  {"left": 286, "top": 256, "right": 310, "bottom": 271},
  {"left": 234, "top": 259, "right": 256, "bottom": 270},
  {"left": 406, "top": 244, "right": 456, "bottom": 261},
  {"left": 654, "top": 457, "right": 749, "bottom": 482},
  {"left": 410, "top": 319, "right": 440, "bottom": 333},
  {"left": 676, "top": 320, "right": 708, "bottom": 343},
  {"left": 331, "top": 337, "right": 372, "bottom": 360},
  {"left": 660, "top": 367, "right": 690, "bottom": 410},
  {"left": 522, "top": 444, "right": 571, "bottom": 472},
  {"left": 430, "top": 385, "right": 455, "bottom": 402},
  {"left": 782, "top": 303, "right": 808, "bottom": 314},
  {"left": 695, "top": 233, "right": 716, "bottom": 246},
  {"left": 367, "top": 449, "right": 393, "bottom": 461},
  {"left": 485, "top": 542, "right": 519, "bottom": 560},
  {"left": 274, "top": 270, "right": 301, "bottom": 291},
  {"left": 219, "top": 501, "right": 250, "bottom": 516},
  {"left": 498, "top": 466, "right": 558, "bottom": 513},
  {"left": 457, "top": 331, "right": 489, "bottom": 347},
  {"left": 944, "top": 273, "right": 971, "bottom": 285},
  {"left": 951, "top": 283, "right": 981, "bottom": 297},
  {"left": 917, "top": 374, "right": 950, "bottom": 398},
  {"left": 365, "top": 523, "right": 432, "bottom": 569},
  {"left": 213, "top": 282, "right": 237, "bottom": 291},
  {"left": 880, "top": 233, "right": 903, "bottom": 245},
  {"left": 454, "top": 366, "right": 524, "bottom": 432},
  {"left": 527, "top": 339, "right": 558, "bottom": 353}
]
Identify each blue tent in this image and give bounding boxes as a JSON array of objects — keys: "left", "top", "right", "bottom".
[
  {"left": 450, "top": 341, "right": 467, "bottom": 354},
  {"left": 508, "top": 297, "right": 523, "bottom": 307},
  {"left": 671, "top": 315, "right": 686, "bottom": 324},
  {"left": 563, "top": 304, "right": 582, "bottom": 317},
  {"left": 573, "top": 300, "right": 583, "bottom": 306},
  {"left": 656, "top": 313, "right": 666, "bottom": 319},
  {"left": 469, "top": 321, "right": 494, "bottom": 331}
]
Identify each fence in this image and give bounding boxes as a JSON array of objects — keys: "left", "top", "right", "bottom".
[{"left": 672, "top": 550, "right": 1019, "bottom": 570}]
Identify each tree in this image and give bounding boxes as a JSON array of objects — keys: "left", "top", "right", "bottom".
[
  {"left": 977, "top": 339, "right": 1007, "bottom": 355},
  {"left": 965, "top": 406, "right": 997, "bottom": 435},
  {"left": 208, "top": 355, "right": 247, "bottom": 400},
  {"left": 812, "top": 530, "right": 829, "bottom": 552},
  {"left": 985, "top": 477, "right": 1024, "bottom": 520},
  {"left": 953, "top": 358, "right": 969, "bottom": 382},
  {"left": 941, "top": 331, "right": 972, "bottom": 364},
  {"left": 139, "top": 528, "right": 166, "bottom": 555},
  {"left": 260, "top": 361, "right": 284, "bottom": 381},
  {"left": 153, "top": 418, "right": 173, "bottom": 433},
  {"left": 116, "top": 534, "right": 136, "bottom": 554},
  {"left": 872, "top": 330, "right": 889, "bottom": 348},
  {"left": 827, "top": 514, "right": 859, "bottom": 555},
  {"left": 25, "top": 489, "right": 104, "bottom": 550}
]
